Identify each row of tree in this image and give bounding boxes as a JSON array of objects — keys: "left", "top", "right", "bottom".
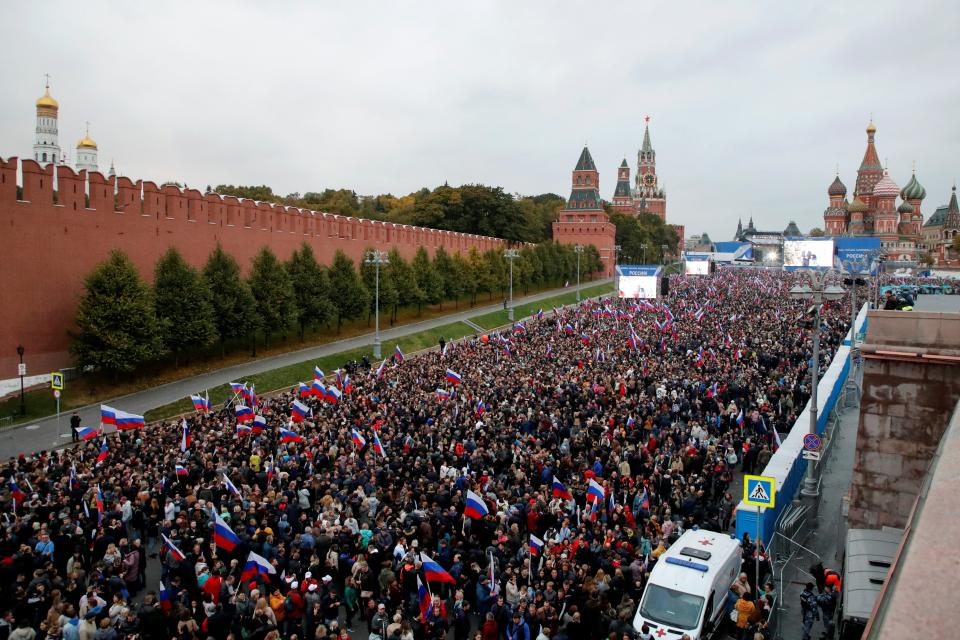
[
  {"left": 213, "top": 183, "right": 565, "bottom": 244},
  {"left": 70, "top": 242, "right": 602, "bottom": 376}
]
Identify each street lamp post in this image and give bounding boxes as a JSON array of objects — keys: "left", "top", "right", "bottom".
[
  {"left": 574, "top": 245, "right": 584, "bottom": 302},
  {"left": 660, "top": 244, "right": 668, "bottom": 266},
  {"left": 16, "top": 345, "right": 25, "bottom": 417},
  {"left": 364, "top": 250, "right": 390, "bottom": 359},
  {"left": 504, "top": 249, "right": 519, "bottom": 321},
  {"left": 613, "top": 244, "right": 621, "bottom": 293},
  {"left": 790, "top": 270, "right": 845, "bottom": 503},
  {"left": 640, "top": 243, "right": 648, "bottom": 265}
]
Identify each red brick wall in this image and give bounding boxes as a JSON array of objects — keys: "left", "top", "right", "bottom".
[{"left": 0, "top": 157, "right": 508, "bottom": 375}]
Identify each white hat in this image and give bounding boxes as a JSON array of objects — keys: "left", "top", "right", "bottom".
[
  {"left": 322, "top": 575, "right": 332, "bottom": 583},
  {"left": 290, "top": 581, "right": 299, "bottom": 589},
  {"left": 305, "top": 572, "right": 312, "bottom": 579},
  {"left": 308, "top": 583, "right": 318, "bottom": 592}
]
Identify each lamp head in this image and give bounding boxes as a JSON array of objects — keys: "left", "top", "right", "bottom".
[
  {"left": 16, "top": 345, "right": 24, "bottom": 357},
  {"left": 789, "top": 285, "right": 813, "bottom": 300}
]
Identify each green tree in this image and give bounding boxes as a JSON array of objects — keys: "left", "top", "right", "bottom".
[
  {"left": 412, "top": 247, "right": 442, "bottom": 313},
  {"left": 328, "top": 250, "right": 369, "bottom": 332},
  {"left": 468, "top": 248, "right": 492, "bottom": 305},
  {"left": 286, "top": 243, "right": 334, "bottom": 341},
  {"left": 70, "top": 250, "right": 162, "bottom": 378},
  {"left": 202, "top": 245, "right": 260, "bottom": 355},
  {"left": 214, "top": 184, "right": 275, "bottom": 201},
  {"left": 385, "top": 249, "right": 419, "bottom": 322},
  {"left": 432, "top": 246, "right": 455, "bottom": 307},
  {"left": 154, "top": 248, "right": 217, "bottom": 367},
  {"left": 448, "top": 252, "right": 470, "bottom": 308},
  {"left": 248, "top": 247, "right": 297, "bottom": 346}
]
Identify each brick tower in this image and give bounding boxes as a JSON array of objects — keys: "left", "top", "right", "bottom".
[
  {"left": 552, "top": 146, "right": 617, "bottom": 276},
  {"left": 634, "top": 116, "right": 666, "bottom": 221},
  {"left": 611, "top": 158, "right": 632, "bottom": 211}
]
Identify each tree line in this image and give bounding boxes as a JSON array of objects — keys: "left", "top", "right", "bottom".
[
  {"left": 213, "top": 183, "right": 568, "bottom": 245},
  {"left": 70, "top": 242, "right": 602, "bottom": 376}
]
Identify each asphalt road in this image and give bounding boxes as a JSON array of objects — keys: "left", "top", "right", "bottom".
[{"left": 0, "top": 280, "right": 611, "bottom": 459}]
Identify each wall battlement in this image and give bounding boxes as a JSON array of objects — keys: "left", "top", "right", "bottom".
[{"left": 0, "top": 156, "right": 507, "bottom": 375}]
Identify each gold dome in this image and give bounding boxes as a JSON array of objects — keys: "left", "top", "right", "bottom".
[
  {"left": 77, "top": 136, "right": 97, "bottom": 150},
  {"left": 866, "top": 120, "right": 877, "bottom": 134},
  {"left": 36, "top": 87, "right": 59, "bottom": 110}
]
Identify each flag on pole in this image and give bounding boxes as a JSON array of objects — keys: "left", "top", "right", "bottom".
[
  {"left": 313, "top": 366, "right": 325, "bottom": 380},
  {"left": 159, "top": 581, "right": 172, "bottom": 612},
  {"left": 351, "top": 430, "right": 366, "bottom": 449},
  {"left": 445, "top": 369, "right": 463, "bottom": 385},
  {"left": 211, "top": 507, "right": 241, "bottom": 551},
  {"left": 162, "top": 533, "right": 186, "bottom": 561},
  {"left": 587, "top": 478, "right": 605, "bottom": 503},
  {"left": 529, "top": 534, "right": 545, "bottom": 555},
  {"left": 223, "top": 473, "right": 242, "bottom": 499},
  {"left": 488, "top": 549, "right": 499, "bottom": 596},
  {"left": 298, "top": 382, "right": 311, "bottom": 398},
  {"left": 279, "top": 427, "right": 303, "bottom": 443},
  {"left": 175, "top": 464, "right": 188, "bottom": 477},
  {"left": 463, "top": 489, "right": 489, "bottom": 519},
  {"left": 252, "top": 415, "right": 267, "bottom": 433},
  {"left": 240, "top": 551, "right": 276, "bottom": 581},
  {"left": 235, "top": 405, "right": 254, "bottom": 423},
  {"left": 372, "top": 432, "right": 387, "bottom": 458},
  {"left": 291, "top": 400, "right": 311, "bottom": 423},
  {"left": 394, "top": 345, "right": 405, "bottom": 363},
  {"left": 419, "top": 552, "right": 456, "bottom": 584},
  {"left": 191, "top": 394, "right": 209, "bottom": 414},
  {"left": 100, "top": 405, "right": 145, "bottom": 430},
  {"left": 236, "top": 424, "right": 252, "bottom": 437},
  {"left": 375, "top": 359, "right": 387, "bottom": 379},
  {"left": 180, "top": 419, "right": 190, "bottom": 452},
  {"left": 417, "top": 576, "right": 433, "bottom": 622},
  {"left": 77, "top": 426, "right": 98, "bottom": 440},
  {"left": 552, "top": 478, "right": 572, "bottom": 500}
]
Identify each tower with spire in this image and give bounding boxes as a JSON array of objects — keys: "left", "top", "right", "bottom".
[
  {"left": 553, "top": 145, "right": 617, "bottom": 275},
  {"left": 33, "top": 76, "right": 61, "bottom": 166},
  {"left": 611, "top": 158, "right": 632, "bottom": 211},
  {"left": 633, "top": 116, "right": 666, "bottom": 221},
  {"left": 75, "top": 123, "right": 98, "bottom": 173}
]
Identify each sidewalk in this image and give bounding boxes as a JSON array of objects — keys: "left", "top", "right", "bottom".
[
  {"left": 0, "top": 280, "right": 610, "bottom": 459},
  {"left": 773, "top": 391, "right": 861, "bottom": 640}
]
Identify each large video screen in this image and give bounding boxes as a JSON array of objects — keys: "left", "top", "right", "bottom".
[
  {"left": 685, "top": 259, "right": 710, "bottom": 275},
  {"left": 618, "top": 276, "right": 658, "bottom": 299},
  {"left": 783, "top": 239, "right": 834, "bottom": 268}
]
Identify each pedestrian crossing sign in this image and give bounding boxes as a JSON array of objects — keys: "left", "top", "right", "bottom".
[{"left": 743, "top": 474, "right": 776, "bottom": 508}]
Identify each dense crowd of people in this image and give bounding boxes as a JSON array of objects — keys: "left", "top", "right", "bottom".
[{"left": 0, "top": 269, "right": 855, "bottom": 640}]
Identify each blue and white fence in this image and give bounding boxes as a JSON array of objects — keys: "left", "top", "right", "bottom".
[{"left": 735, "top": 304, "right": 869, "bottom": 543}]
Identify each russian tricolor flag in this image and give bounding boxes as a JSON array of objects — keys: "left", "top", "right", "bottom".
[
  {"left": 463, "top": 489, "right": 489, "bottom": 520},
  {"left": 351, "top": 429, "right": 366, "bottom": 449},
  {"left": 395, "top": 345, "right": 405, "bottom": 363},
  {"left": 552, "top": 478, "right": 572, "bottom": 500},
  {"left": 223, "top": 473, "right": 242, "bottom": 498},
  {"left": 100, "top": 405, "right": 144, "bottom": 430},
  {"left": 375, "top": 359, "right": 387, "bottom": 379},
  {"left": 372, "top": 432, "right": 387, "bottom": 458},
  {"left": 252, "top": 415, "right": 267, "bottom": 433},
  {"left": 191, "top": 394, "right": 209, "bottom": 414},
  {"left": 418, "top": 576, "right": 433, "bottom": 622},
  {"left": 240, "top": 550, "right": 276, "bottom": 582},
  {"left": 229, "top": 382, "right": 246, "bottom": 395},
  {"left": 736, "top": 409, "right": 744, "bottom": 427},
  {"left": 311, "top": 379, "right": 326, "bottom": 398},
  {"left": 8, "top": 478, "right": 25, "bottom": 504},
  {"left": 580, "top": 333, "right": 591, "bottom": 345},
  {"left": 280, "top": 428, "right": 303, "bottom": 443},
  {"left": 445, "top": 369, "right": 462, "bottom": 385},
  {"left": 77, "top": 426, "right": 98, "bottom": 440},
  {"left": 325, "top": 386, "right": 342, "bottom": 404},
  {"left": 235, "top": 404, "right": 254, "bottom": 423},
  {"left": 343, "top": 374, "right": 352, "bottom": 395},
  {"left": 419, "top": 552, "right": 456, "bottom": 584},
  {"left": 236, "top": 424, "right": 252, "bottom": 437},
  {"left": 298, "top": 382, "right": 311, "bottom": 398},
  {"left": 436, "top": 388, "right": 452, "bottom": 401},
  {"left": 175, "top": 464, "right": 188, "bottom": 477},
  {"left": 291, "top": 400, "right": 311, "bottom": 423},
  {"left": 563, "top": 324, "right": 575, "bottom": 335},
  {"left": 313, "top": 366, "right": 325, "bottom": 380},
  {"left": 587, "top": 478, "right": 605, "bottom": 503},
  {"left": 475, "top": 400, "right": 486, "bottom": 416},
  {"left": 162, "top": 533, "right": 186, "bottom": 561},
  {"left": 529, "top": 534, "right": 545, "bottom": 555},
  {"left": 211, "top": 507, "right": 241, "bottom": 552},
  {"left": 628, "top": 329, "right": 640, "bottom": 351},
  {"left": 95, "top": 439, "right": 108, "bottom": 466},
  {"left": 159, "top": 581, "right": 172, "bottom": 612}
]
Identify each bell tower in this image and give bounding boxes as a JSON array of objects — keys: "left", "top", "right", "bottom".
[
  {"left": 633, "top": 116, "right": 667, "bottom": 221},
  {"left": 33, "top": 75, "right": 61, "bottom": 166}
]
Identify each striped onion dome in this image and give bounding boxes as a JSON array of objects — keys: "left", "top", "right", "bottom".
[{"left": 872, "top": 170, "right": 900, "bottom": 198}]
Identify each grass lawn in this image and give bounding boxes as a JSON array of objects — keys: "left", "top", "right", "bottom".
[
  {"left": 469, "top": 281, "right": 614, "bottom": 330},
  {"left": 143, "top": 320, "right": 476, "bottom": 422}
]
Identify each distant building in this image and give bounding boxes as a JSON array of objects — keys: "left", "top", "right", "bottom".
[
  {"left": 921, "top": 187, "right": 960, "bottom": 266},
  {"left": 30, "top": 78, "right": 103, "bottom": 173},
  {"left": 552, "top": 146, "right": 617, "bottom": 275},
  {"left": 821, "top": 121, "right": 925, "bottom": 266}
]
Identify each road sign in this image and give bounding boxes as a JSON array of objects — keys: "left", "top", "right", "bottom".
[
  {"left": 51, "top": 372, "right": 64, "bottom": 390},
  {"left": 743, "top": 474, "right": 776, "bottom": 508},
  {"left": 18, "top": 363, "right": 26, "bottom": 376},
  {"left": 803, "top": 433, "right": 822, "bottom": 451},
  {"left": 802, "top": 450, "right": 821, "bottom": 461},
  {"left": 53, "top": 389, "right": 61, "bottom": 399}
]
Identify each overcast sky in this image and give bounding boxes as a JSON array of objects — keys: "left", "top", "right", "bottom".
[{"left": 2, "top": 1, "right": 958, "bottom": 241}]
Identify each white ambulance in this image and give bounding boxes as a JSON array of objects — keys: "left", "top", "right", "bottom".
[{"left": 633, "top": 529, "right": 742, "bottom": 640}]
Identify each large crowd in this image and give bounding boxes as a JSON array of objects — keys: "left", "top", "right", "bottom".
[{"left": 0, "top": 269, "right": 854, "bottom": 640}]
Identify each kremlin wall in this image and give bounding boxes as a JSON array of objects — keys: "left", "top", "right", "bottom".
[{"left": 0, "top": 157, "right": 508, "bottom": 375}]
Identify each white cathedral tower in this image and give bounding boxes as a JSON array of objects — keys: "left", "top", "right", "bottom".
[
  {"left": 75, "top": 123, "right": 99, "bottom": 173},
  {"left": 33, "top": 77, "right": 61, "bottom": 166}
]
